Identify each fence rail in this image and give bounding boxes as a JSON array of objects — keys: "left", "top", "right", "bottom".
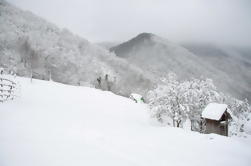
[
  {"left": 0, "top": 78, "right": 16, "bottom": 85},
  {"left": 0, "top": 73, "right": 18, "bottom": 103}
]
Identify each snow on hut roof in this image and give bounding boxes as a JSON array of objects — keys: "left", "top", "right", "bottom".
[{"left": 202, "top": 103, "right": 228, "bottom": 120}]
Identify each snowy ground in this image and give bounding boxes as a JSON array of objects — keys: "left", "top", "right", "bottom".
[{"left": 0, "top": 77, "right": 251, "bottom": 166}]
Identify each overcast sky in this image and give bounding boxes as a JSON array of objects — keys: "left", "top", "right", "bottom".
[{"left": 7, "top": 0, "right": 251, "bottom": 46}]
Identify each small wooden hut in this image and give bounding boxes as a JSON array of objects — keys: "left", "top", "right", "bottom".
[{"left": 202, "top": 103, "right": 231, "bottom": 136}]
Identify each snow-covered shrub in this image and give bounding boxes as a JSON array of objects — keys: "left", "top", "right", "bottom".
[
  {"left": 95, "top": 74, "right": 116, "bottom": 91},
  {"left": 147, "top": 73, "right": 251, "bottom": 136},
  {"left": 244, "top": 114, "right": 251, "bottom": 135},
  {"left": 226, "top": 98, "right": 251, "bottom": 136},
  {"left": 0, "top": 68, "right": 20, "bottom": 103}
]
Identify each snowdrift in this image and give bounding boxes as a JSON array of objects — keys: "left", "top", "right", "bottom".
[{"left": 0, "top": 77, "right": 251, "bottom": 166}]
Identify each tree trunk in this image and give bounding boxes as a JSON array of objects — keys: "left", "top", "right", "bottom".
[{"left": 177, "top": 120, "right": 181, "bottom": 128}]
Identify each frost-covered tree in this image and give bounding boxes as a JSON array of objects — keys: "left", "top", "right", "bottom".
[
  {"left": 147, "top": 73, "right": 189, "bottom": 127},
  {"left": 225, "top": 97, "right": 251, "bottom": 136},
  {"left": 182, "top": 78, "right": 225, "bottom": 131},
  {"left": 95, "top": 74, "right": 116, "bottom": 92}
]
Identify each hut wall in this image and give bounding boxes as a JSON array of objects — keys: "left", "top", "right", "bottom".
[{"left": 205, "top": 119, "right": 228, "bottom": 136}]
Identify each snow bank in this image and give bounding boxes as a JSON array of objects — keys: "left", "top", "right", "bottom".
[{"left": 0, "top": 77, "right": 250, "bottom": 166}]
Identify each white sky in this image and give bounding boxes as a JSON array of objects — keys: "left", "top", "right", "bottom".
[{"left": 7, "top": 0, "right": 251, "bottom": 46}]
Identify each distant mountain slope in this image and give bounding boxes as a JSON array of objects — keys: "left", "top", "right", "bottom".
[
  {"left": 111, "top": 33, "right": 210, "bottom": 78},
  {"left": 0, "top": 1, "right": 153, "bottom": 96},
  {"left": 111, "top": 33, "right": 251, "bottom": 101},
  {"left": 96, "top": 41, "right": 120, "bottom": 49},
  {"left": 182, "top": 43, "right": 251, "bottom": 101}
]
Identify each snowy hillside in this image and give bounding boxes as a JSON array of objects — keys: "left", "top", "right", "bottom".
[
  {"left": 0, "top": 1, "right": 153, "bottom": 96},
  {"left": 110, "top": 33, "right": 250, "bottom": 101},
  {"left": 0, "top": 77, "right": 251, "bottom": 166}
]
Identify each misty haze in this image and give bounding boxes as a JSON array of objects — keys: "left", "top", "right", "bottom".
[{"left": 0, "top": 0, "right": 251, "bottom": 166}]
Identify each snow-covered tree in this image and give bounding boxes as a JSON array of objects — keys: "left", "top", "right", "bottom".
[
  {"left": 95, "top": 74, "right": 116, "bottom": 92},
  {"left": 226, "top": 97, "right": 251, "bottom": 136},
  {"left": 147, "top": 73, "right": 189, "bottom": 127}
]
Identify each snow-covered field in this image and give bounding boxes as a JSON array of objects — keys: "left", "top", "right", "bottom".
[{"left": 0, "top": 77, "right": 251, "bottom": 166}]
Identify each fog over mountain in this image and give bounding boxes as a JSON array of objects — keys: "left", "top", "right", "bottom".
[
  {"left": 111, "top": 33, "right": 251, "bottom": 101},
  {"left": 6, "top": 0, "right": 251, "bottom": 47},
  {"left": 182, "top": 43, "right": 251, "bottom": 100}
]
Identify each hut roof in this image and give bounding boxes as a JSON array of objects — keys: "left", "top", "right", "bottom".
[{"left": 202, "top": 103, "right": 228, "bottom": 120}]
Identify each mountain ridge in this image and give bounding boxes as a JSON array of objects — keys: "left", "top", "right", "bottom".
[{"left": 111, "top": 33, "right": 251, "bottom": 101}]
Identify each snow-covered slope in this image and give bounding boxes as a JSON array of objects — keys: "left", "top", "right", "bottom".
[
  {"left": 0, "top": 1, "right": 153, "bottom": 96},
  {"left": 0, "top": 77, "right": 250, "bottom": 166},
  {"left": 110, "top": 33, "right": 250, "bottom": 101}
]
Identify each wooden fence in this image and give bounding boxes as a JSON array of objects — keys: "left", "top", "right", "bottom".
[{"left": 0, "top": 74, "right": 18, "bottom": 103}]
